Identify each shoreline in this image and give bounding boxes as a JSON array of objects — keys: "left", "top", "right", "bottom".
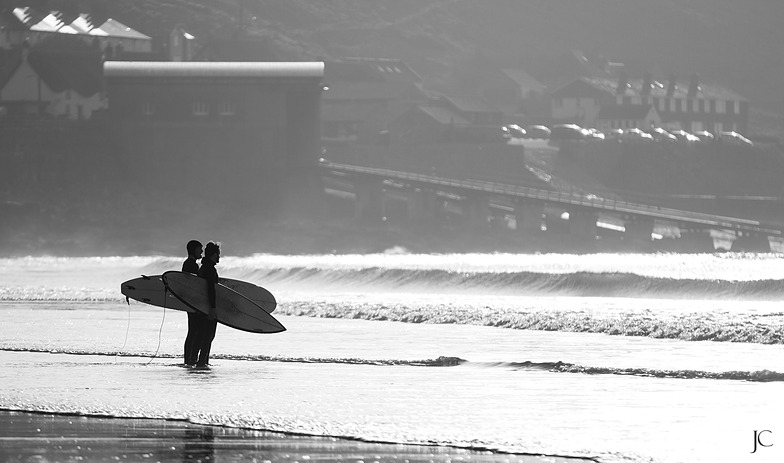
[{"left": 0, "top": 409, "right": 595, "bottom": 463}]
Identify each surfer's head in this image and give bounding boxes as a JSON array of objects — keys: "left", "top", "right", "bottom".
[
  {"left": 186, "top": 240, "right": 203, "bottom": 259},
  {"left": 204, "top": 241, "right": 220, "bottom": 263}
]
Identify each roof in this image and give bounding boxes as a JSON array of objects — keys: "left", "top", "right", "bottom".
[
  {"left": 0, "top": 47, "right": 24, "bottom": 88},
  {"left": 436, "top": 94, "right": 499, "bottom": 114},
  {"left": 548, "top": 78, "right": 615, "bottom": 99},
  {"left": 343, "top": 57, "right": 423, "bottom": 84},
  {"left": 104, "top": 61, "right": 324, "bottom": 79},
  {"left": 193, "top": 36, "right": 281, "bottom": 62},
  {"left": 596, "top": 104, "right": 656, "bottom": 120},
  {"left": 501, "top": 69, "right": 544, "bottom": 94},
  {"left": 9, "top": 8, "right": 150, "bottom": 41},
  {"left": 415, "top": 105, "right": 471, "bottom": 126},
  {"left": 322, "top": 81, "right": 419, "bottom": 101},
  {"left": 27, "top": 48, "right": 104, "bottom": 97},
  {"left": 584, "top": 77, "right": 746, "bottom": 101}
]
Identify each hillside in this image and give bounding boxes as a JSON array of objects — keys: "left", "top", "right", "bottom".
[{"left": 95, "top": 0, "right": 784, "bottom": 126}]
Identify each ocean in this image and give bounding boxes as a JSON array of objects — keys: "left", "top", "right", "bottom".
[{"left": 1, "top": 252, "right": 783, "bottom": 463}]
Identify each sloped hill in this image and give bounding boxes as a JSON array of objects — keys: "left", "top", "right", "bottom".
[{"left": 94, "top": 0, "right": 784, "bottom": 120}]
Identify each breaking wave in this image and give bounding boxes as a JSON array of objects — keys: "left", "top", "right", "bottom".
[
  {"left": 2, "top": 253, "right": 784, "bottom": 301},
  {"left": 3, "top": 346, "right": 782, "bottom": 383}
]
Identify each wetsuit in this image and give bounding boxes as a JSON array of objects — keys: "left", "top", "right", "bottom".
[
  {"left": 195, "top": 258, "right": 219, "bottom": 366},
  {"left": 182, "top": 257, "right": 200, "bottom": 365}
]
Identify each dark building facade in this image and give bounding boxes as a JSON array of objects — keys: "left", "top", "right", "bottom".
[{"left": 104, "top": 61, "right": 324, "bottom": 212}]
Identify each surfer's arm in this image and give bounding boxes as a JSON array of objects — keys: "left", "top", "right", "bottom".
[{"left": 207, "top": 270, "right": 218, "bottom": 319}]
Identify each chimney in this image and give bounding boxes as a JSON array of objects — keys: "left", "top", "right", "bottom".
[
  {"left": 666, "top": 74, "right": 677, "bottom": 97},
  {"left": 615, "top": 71, "right": 628, "bottom": 95},
  {"left": 641, "top": 72, "right": 653, "bottom": 96},
  {"left": 687, "top": 73, "right": 700, "bottom": 98}
]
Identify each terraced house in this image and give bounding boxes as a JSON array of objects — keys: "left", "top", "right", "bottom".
[{"left": 549, "top": 74, "right": 749, "bottom": 134}]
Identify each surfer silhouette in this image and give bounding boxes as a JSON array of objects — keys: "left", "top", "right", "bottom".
[
  {"left": 195, "top": 241, "right": 221, "bottom": 367},
  {"left": 182, "top": 240, "right": 203, "bottom": 366}
]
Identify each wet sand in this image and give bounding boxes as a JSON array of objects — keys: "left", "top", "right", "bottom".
[{"left": 0, "top": 410, "right": 594, "bottom": 463}]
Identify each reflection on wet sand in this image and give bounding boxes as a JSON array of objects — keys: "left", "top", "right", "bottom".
[{"left": 0, "top": 411, "right": 593, "bottom": 463}]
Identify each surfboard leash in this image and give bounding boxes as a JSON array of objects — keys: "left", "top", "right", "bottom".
[
  {"left": 145, "top": 286, "right": 169, "bottom": 366},
  {"left": 115, "top": 296, "right": 133, "bottom": 364}
]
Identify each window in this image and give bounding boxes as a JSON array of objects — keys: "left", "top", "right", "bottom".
[
  {"left": 680, "top": 99, "right": 688, "bottom": 112},
  {"left": 632, "top": 97, "right": 642, "bottom": 105},
  {"left": 141, "top": 101, "right": 155, "bottom": 116},
  {"left": 616, "top": 96, "right": 623, "bottom": 105},
  {"left": 714, "top": 122, "right": 723, "bottom": 132},
  {"left": 703, "top": 100, "right": 710, "bottom": 113},
  {"left": 218, "top": 101, "right": 235, "bottom": 116},
  {"left": 726, "top": 101, "right": 735, "bottom": 115},
  {"left": 669, "top": 99, "right": 677, "bottom": 112},
  {"left": 692, "top": 99, "right": 700, "bottom": 113},
  {"left": 192, "top": 102, "right": 209, "bottom": 116},
  {"left": 658, "top": 98, "right": 666, "bottom": 112},
  {"left": 715, "top": 100, "right": 726, "bottom": 114}
]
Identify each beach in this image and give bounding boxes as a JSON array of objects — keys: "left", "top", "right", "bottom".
[{"left": 2, "top": 253, "right": 784, "bottom": 463}]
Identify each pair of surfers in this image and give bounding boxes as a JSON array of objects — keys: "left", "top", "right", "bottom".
[{"left": 182, "top": 240, "right": 221, "bottom": 368}]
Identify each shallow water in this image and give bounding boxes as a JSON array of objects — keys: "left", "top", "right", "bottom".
[{"left": 2, "top": 253, "right": 784, "bottom": 463}]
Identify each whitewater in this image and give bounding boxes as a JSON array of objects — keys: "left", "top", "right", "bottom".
[{"left": 1, "top": 252, "right": 784, "bottom": 463}]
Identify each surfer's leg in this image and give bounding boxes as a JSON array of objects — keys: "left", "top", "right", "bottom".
[
  {"left": 184, "top": 312, "right": 200, "bottom": 365},
  {"left": 196, "top": 320, "right": 218, "bottom": 366}
]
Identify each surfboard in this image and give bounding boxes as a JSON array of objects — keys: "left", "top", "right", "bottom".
[
  {"left": 161, "top": 271, "right": 286, "bottom": 334},
  {"left": 121, "top": 275, "right": 277, "bottom": 313},
  {"left": 121, "top": 275, "right": 194, "bottom": 312}
]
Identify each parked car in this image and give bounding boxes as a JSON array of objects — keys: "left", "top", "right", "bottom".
[
  {"left": 501, "top": 124, "right": 526, "bottom": 139},
  {"left": 717, "top": 131, "right": 753, "bottom": 147},
  {"left": 651, "top": 127, "right": 678, "bottom": 143},
  {"left": 585, "top": 128, "right": 605, "bottom": 140},
  {"left": 669, "top": 129, "right": 701, "bottom": 143},
  {"left": 606, "top": 128, "right": 625, "bottom": 141},
  {"left": 692, "top": 130, "right": 715, "bottom": 142},
  {"left": 621, "top": 128, "right": 654, "bottom": 143},
  {"left": 550, "top": 124, "right": 588, "bottom": 141},
  {"left": 525, "top": 125, "right": 551, "bottom": 139}
]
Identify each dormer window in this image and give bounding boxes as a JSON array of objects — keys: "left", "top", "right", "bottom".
[
  {"left": 141, "top": 101, "right": 155, "bottom": 116},
  {"left": 218, "top": 101, "right": 235, "bottom": 116},
  {"left": 192, "top": 101, "right": 209, "bottom": 116}
]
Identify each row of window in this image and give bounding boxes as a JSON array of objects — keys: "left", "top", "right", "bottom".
[
  {"left": 140, "top": 101, "right": 237, "bottom": 116},
  {"left": 602, "top": 120, "right": 737, "bottom": 132},
  {"left": 554, "top": 97, "right": 741, "bottom": 115},
  {"left": 617, "top": 96, "right": 739, "bottom": 114}
]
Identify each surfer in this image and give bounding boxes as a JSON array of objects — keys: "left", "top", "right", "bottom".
[
  {"left": 182, "top": 240, "right": 203, "bottom": 366},
  {"left": 195, "top": 241, "right": 221, "bottom": 367}
]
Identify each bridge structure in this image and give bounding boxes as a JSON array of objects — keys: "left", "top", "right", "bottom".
[{"left": 319, "top": 159, "right": 784, "bottom": 251}]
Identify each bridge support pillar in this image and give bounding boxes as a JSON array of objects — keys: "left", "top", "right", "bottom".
[
  {"left": 405, "top": 188, "right": 439, "bottom": 226},
  {"left": 731, "top": 232, "right": 771, "bottom": 252},
  {"left": 515, "top": 201, "right": 543, "bottom": 234},
  {"left": 667, "top": 228, "right": 716, "bottom": 252},
  {"left": 463, "top": 194, "right": 491, "bottom": 228},
  {"left": 569, "top": 209, "right": 597, "bottom": 239},
  {"left": 624, "top": 217, "right": 654, "bottom": 243},
  {"left": 353, "top": 178, "right": 385, "bottom": 223}
]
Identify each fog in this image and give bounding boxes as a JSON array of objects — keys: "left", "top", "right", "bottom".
[{"left": 1, "top": 0, "right": 783, "bottom": 256}]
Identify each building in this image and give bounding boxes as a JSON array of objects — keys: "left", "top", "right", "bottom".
[
  {"left": 321, "top": 58, "right": 428, "bottom": 142},
  {"left": 104, "top": 61, "right": 324, "bottom": 210},
  {"left": 0, "top": 41, "right": 104, "bottom": 119},
  {"left": 0, "top": 7, "right": 152, "bottom": 58},
  {"left": 548, "top": 74, "right": 749, "bottom": 134},
  {"left": 595, "top": 104, "right": 661, "bottom": 132}
]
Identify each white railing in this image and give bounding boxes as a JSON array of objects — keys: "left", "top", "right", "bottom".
[{"left": 320, "top": 159, "right": 783, "bottom": 235}]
